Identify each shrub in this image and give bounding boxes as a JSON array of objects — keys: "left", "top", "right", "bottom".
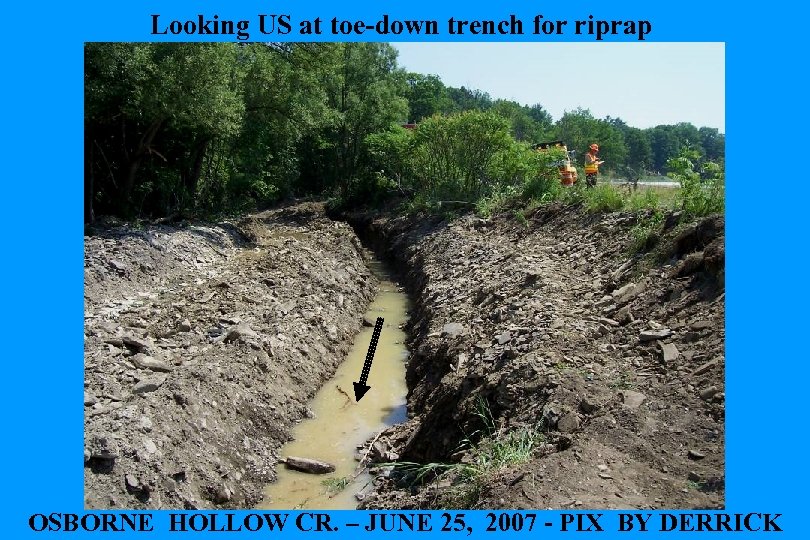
[
  {"left": 410, "top": 111, "right": 513, "bottom": 202},
  {"left": 668, "top": 148, "right": 724, "bottom": 218}
]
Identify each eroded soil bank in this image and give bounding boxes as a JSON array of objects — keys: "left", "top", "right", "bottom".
[
  {"left": 84, "top": 203, "right": 377, "bottom": 509},
  {"left": 346, "top": 204, "right": 725, "bottom": 510},
  {"left": 85, "top": 200, "right": 724, "bottom": 511}
]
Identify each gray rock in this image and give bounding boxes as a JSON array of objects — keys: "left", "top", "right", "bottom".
[
  {"left": 691, "top": 357, "right": 721, "bottom": 377},
  {"left": 495, "top": 332, "right": 512, "bottom": 345},
  {"left": 122, "top": 334, "right": 153, "bottom": 353},
  {"left": 125, "top": 474, "right": 141, "bottom": 491},
  {"left": 133, "top": 375, "right": 166, "bottom": 394},
  {"left": 640, "top": 328, "right": 672, "bottom": 342},
  {"left": 660, "top": 343, "right": 680, "bottom": 363},
  {"left": 224, "top": 323, "right": 258, "bottom": 344},
  {"left": 143, "top": 438, "right": 157, "bottom": 454},
  {"left": 699, "top": 386, "right": 719, "bottom": 401},
  {"left": 84, "top": 391, "right": 98, "bottom": 406},
  {"left": 580, "top": 397, "right": 601, "bottom": 414},
  {"left": 177, "top": 319, "right": 192, "bottom": 332},
  {"left": 598, "top": 317, "right": 620, "bottom": 327},
  {"left": 620, "top": 390, "right": 646, "bottom": 410},
  {"left": 213, "top": 484, "right": 233, "bottom": 503},
  {"left": 86, "top": 434, "right": 119, "bottom": 461},
  {"left": 132, "top": 354, "right": 173, "bottom": 373},
  {"left": 283, "top": 456, "right": 336, "bottom": 474},
  {"left": 557, "top": 413, "right": 580, "bottom": 433},
  {"left": 687, "top": 449, "right": 706, "bottom": 460},
  {"left": 690, "top": 320, "right": 714, "bottom": 331},
  {"left": 139, "top": 416, "right": 153, "bottom": 432},
  {"left": 442, "top": 323, "right": 464, "bottom": 338},
  {"left": 612, "top": 281, "right": 646, "bottom": 303},
  {"left": 615, "top": 306, "right": 633, "bottom": 325},
  {"left": 109, "top": 259, "right": 127, "bottom": 273}
]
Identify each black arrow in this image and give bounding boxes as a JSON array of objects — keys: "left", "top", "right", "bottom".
[{"left": 354, "top": 317, "right": 383, "bottom": 401}]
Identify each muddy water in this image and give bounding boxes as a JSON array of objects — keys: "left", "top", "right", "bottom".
[{"left": 259, "top": 259, "right": 409, "bottom": 509}]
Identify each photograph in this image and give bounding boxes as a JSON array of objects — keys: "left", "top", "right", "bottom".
[{"left": 82, "top": 41, "right": 725, "bottom": 511}]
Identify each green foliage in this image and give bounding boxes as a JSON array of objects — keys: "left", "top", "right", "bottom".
[
  {"left": 627, "top": 188, "right": 661, "bottom": 212},
  {"left": 390, "top": 396, "right": 543, "bottom": 508},
  {"left": 85, "top": 42, "right": 724, "bottom": 223},
  {"left": 629, "top": 210, "right": 664, "bottom": 253},
  {"left": 320, "top": 476, "right": 351, "bottom": 496},
  {"left": 522, "top": 147, "right": 566, "bottom": 202},
  {"left": 364, "top": 126, "right": 414, "bottom": 190},
  {"left": 583, "top": 183, "right": 624, "bottom": 213},
  {"left": 409, "top": 111, "right": 512, "bottom": 201},
  {"left": 668, "top": 148, "right": 725, "bottom": 218}
]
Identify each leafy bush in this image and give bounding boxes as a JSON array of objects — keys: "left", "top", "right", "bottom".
[
  {"left": 629, "top": 210, "right": 664, "bottom": 252},
  {"left": 410, "top": 111, "right": 512, "bottom": 201},
  {"left": 522, "top": 146, "right": 566, "bottom": 202},
  {"left": 364, "top": 126, "right": 414, "bottom": 190},
  {"left": 668, "top": 148, "right": 724, "bottom": 218}
]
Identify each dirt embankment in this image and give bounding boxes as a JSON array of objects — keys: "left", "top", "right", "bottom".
[
  {"left": 84, "top": 203, "right": 377, "bottom": 509},
  {"left": 349, "top": 205, "right": 725, "bottom": 510}
]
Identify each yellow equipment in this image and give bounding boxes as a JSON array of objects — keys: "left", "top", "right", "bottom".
[{"left": 534, "top": 141, "right": 578, "bottom": 185}]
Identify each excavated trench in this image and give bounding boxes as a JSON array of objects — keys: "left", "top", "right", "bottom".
[
  {"left": 259, "top": 258, "right": 411, "bottom": 509},
  {"left": 84, "top": 203, "right": 725, "bottom": 510}
]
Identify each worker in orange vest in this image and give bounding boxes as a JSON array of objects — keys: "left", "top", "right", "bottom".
[{"left": 584, "top": 143, "right": 604, "bottom": 187}]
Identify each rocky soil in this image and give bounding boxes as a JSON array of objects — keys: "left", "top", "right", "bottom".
[
  {"left": 83, "top": 203, "right": 377, "bottom": 509},
  {"left": 84, "top": 198, "right": 725, "bottom": 511},
  {"left": 348, "top": 204, "right": 725, "bottom": 510}
]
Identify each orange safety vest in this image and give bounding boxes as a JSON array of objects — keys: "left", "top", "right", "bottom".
[{"left": 585, "top": 152, "right": 599, "bottom": 174}]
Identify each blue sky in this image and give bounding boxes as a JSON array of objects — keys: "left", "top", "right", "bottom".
[{"left": 392, "top": 42, "right": 725, "bottom": 132}]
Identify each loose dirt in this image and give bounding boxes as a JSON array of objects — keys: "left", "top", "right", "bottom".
[
  {"left": 83, "top": 203, "right": 376, "bottom": 509},
  {"left": 348, "top": 204, "right": 724, "bottom": 510},
  {"left": 84, "top": 200, "right": 724, "bottom": 511}
]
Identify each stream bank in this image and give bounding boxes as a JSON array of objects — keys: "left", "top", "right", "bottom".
[
  {"left": 83, "top": 203, "right": 378, "bottom": 509},
  {"left": 345, "top": 205, "right": 725, "bottom": 510}
]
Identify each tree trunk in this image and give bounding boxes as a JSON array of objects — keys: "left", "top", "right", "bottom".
[
  {"left": 120, "top": 119, "right": 163, "bottom": 215},
  {"left": 84, "top": 127, "right": 94, "bottom": 224},
  {"left": 184, "top": 138, "right": 210, "bottom": 202}
]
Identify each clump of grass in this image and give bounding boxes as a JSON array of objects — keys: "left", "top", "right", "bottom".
[
  {"left": 391, "top": 397, "right": 544, "bottom": 507},
  {"left": 320, "top": 476, "right": 350, "bottom": 496},
  {"left": 668, "top": 149, "right": 725, "bottom": 218},
  {"left": 627, "top": 188, "right": 661, "bottom": 212},
  {"left": 629, "top": 210, "right": 664, "bottom": 253},
  {"left": 584, "top": 183, "right": 624, "bottom": 213},
  {"left": 609, "top": 369, "right": 636, "bottom": 390},
  {"left": 512, "top": 209, "right": 529, "bottom": 228}
]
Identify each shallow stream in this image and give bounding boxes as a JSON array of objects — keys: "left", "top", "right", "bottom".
[{"left": 258, "top": 259, "right": 409, "bottom": 509}]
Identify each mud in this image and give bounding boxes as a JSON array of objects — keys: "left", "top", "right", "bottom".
[
  {"left": 347, "top": 204, "right": 725, "bottom": 510},
  {"left": 259, "top": 259, "right": 410, "bottom": 510},
  {"left": 83, "top": 203, "right": 377, "bottom": 509}
]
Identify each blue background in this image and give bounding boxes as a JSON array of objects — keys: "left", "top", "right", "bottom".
[{"left": 2, "top": 0, "right": 807, "bottom": 537}]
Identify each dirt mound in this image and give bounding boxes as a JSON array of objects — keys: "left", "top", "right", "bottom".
[
  {"left": 84, "top": 205, "right": 377, "bottom": 509},
  {"left": 350, "top": 206, "right": 725, "bottom": 510}
]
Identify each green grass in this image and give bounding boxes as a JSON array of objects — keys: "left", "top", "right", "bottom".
[
  {"left": 320, "top": 476, "right": 351, "bottom": 496},
  {"left": 629, "top": 209, "right": 665, "bottom": 253},
  {"left": 390, "top": 397, "right": 544, "bottom": 507}
]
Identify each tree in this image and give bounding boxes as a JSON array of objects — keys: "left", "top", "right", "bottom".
[
  {"left": 307, "top": 43, "right": 408, "bottom": 197},
  {"left": 404, "top": 73, "right": 452, "bottom": 123},
  {"left": 85, "top": 43, "right": 245, "bottom": 217},
  {"left": 555, "top": 108, "right": 627, "bottom": 173}
]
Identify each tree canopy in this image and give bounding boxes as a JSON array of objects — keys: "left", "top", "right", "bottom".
[{"left": 85, "top": 42, "right": 724, "bottom": 221}]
